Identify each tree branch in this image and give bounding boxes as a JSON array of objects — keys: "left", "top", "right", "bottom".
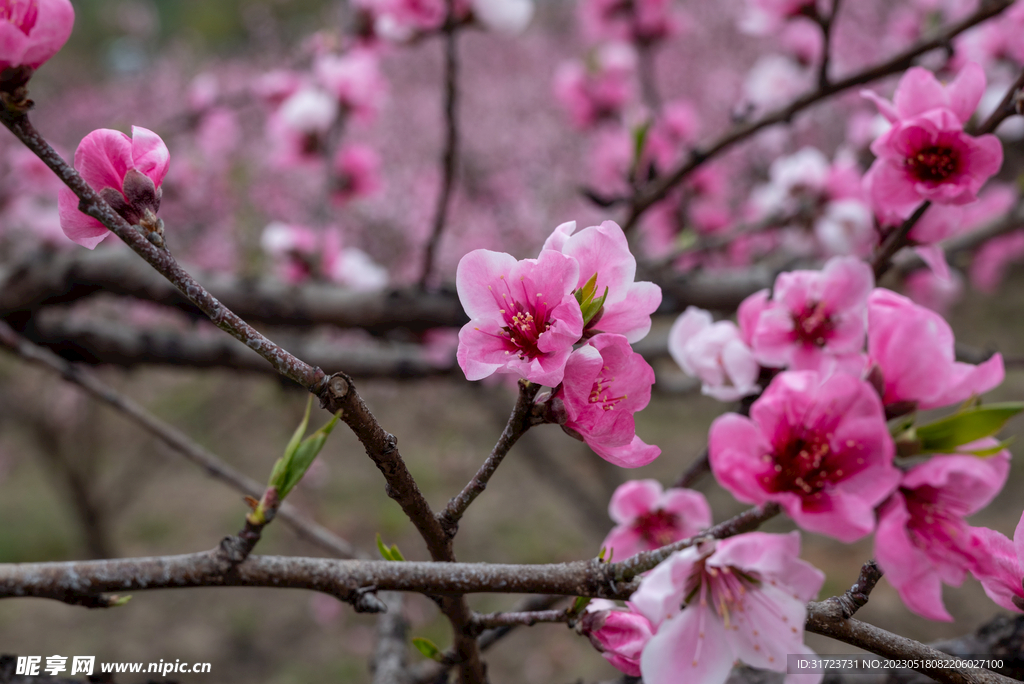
[
  {"left": 438, "top": 380, "right": 541, "bottom": 537},
  {"left": 419, "top": 21, "right": 461, "bottom": 289}
]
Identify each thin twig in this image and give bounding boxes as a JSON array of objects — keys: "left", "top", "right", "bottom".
[
  {"left": 619, "top": 0, "right": 1014, "bottom": 231},
  {"left": 830, "top": 559, "right": 883, "bottom": 619},
  {"left": 672, "top": 447, "right": 709, "bottom": 490},
  {"left": 469, "top": 609, "right": 570, "bottom": 633},
  {"left": 816, "top": 0, "right": 842, "bottom": 89},
  {"left": 438, "top": 380, "right": 541, "bottom": 536},
  {"left": 418, "top": 20, "right": 461, "bottom": 289}
]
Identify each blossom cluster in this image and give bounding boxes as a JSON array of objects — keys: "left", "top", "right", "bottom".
[{"left": 456, "top": 220, "right": 662, "bottom": 467}]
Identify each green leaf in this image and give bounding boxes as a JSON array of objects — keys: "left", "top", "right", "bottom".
[
  {"left": 278, "top": 411, "right": 340, "bottom": 499},
  {"left": 376, "top": 533, "right": 405, "bottom": 561},
  {"left": 571, "top": 596, "right": 591, "bottom": 616},
  {"left": 269, "top": 396, "right": 314, "bottom": 490},
  {"left": 580, "top": 286, "right": 609, "bottom": 327},
  {"left": 957, "top": 437, "right": 1015, "bottom": 458},
  {"left": 377, "top": 533, "right": 394, "bottom": 560},
  {"left": 575, "top": 272, "right": 599, "bottom": 306},
  {"left": 412, "top": 637, "right": 444, "bottom": 662},
  {"left": 631, "top": 121, "right": 651, "bottom": 173},
  {"left": 916, "top": 402, "right": 1024, "bottom": 453}
]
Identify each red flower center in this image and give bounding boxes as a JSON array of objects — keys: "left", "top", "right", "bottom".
[
  {"left": 767, "top": 434, "right": 837, "bottom": 495},
  {"left": 792, "top": 300, "right": 833, "bottom": 347},
  {"left": 589, "top": 368, "right": 626, "bottom": 411},
  {"left": 0, "top": 1, "right": 38, "bottom": 36},
  {"left": 906, "top": 145, "right": 960, "bottom": 183},
  {"left": 489, "top": 276, "right": 553, "bottom": 361},
  {"left": 634, "top": 509, "right": 679, "bottom": 547}
]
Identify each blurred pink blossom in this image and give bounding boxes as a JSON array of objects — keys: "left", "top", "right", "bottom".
[
  {"left": 601, "top": 480, "right": 711, "bottom": 560},
  {"left": 331, "top": 144, "right": 383, "bottom": 204},
  {"left": 668, "top": 307, "right": 761, "bottom": 401},
  {"left": 876, "top": 447, "right": 1010, "bottom": 621},
  {"left": 867, "top": 288, "right": 1004, "bottom": 410},
  {"left": 0, "top": 0, "right": 74, "bottom": 72}
]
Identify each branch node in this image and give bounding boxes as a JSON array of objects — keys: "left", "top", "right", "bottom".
[{"left": 353, "top": 586, "right": 388, "bottom": 614}]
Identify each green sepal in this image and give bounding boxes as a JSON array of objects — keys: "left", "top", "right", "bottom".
[
  {"left": 412, "top": 637, "right": 444, "bottom": 662},
  {"left": 957, "top": 437, "right": 1015, "bottom": 458},
  {"left": 575, "top": 272, "right": 599, "bottom": 306},
  {"left": 581, "top": 287, "right": 609, "bottom": 327},
  {"left": 109, "top": 595, "right": 132, "bottom": 607},
  {"left": 376, "top": 533, "right": 405, "bottom": 561},
  {"left": 631, "top": 121, "right": 651, "bottom": 176},
  {"left": 888, "top": 412, "right": 916, "bottom": 439},
  {"left": 915, "top": 402, "right": 1024, "bottom": 453},
  {"left": 570, "top": 596, "right": 592, "bottom": 616}
]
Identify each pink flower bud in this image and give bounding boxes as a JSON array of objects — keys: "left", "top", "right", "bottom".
[
  {"left": 57, "top": 126, "right": 169, "bottom": 249},
  {"left": 0, "top": 0, "right": 74, "bottom": 73}
]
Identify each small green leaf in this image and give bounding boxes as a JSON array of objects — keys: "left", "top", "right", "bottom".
[
  {"left": 278, "top": 411, "right": 340, "bottom": 498},
  {"left": 575, "top": 272, "right": 599, "bottom": 306},
  {"left": 412, "top": 637, "right": 444, "bottom": 662},
  {"left": 581, "top": 286, "right": 609, "bottom": 327},
  {"left": 269, "top": 396, "right": 314, "bottom": 490},
  {"left": 631, "top": 121, "right": 651, "bottom": 174},
  {"left": 916, "top": 402, "right": 1024, "bottom": 453},
  {"left": 376, "top": 533, "right": 404, "bottom": 561},
  {"left": 109, "top": 595, "right": 132, "bottom": 607}
]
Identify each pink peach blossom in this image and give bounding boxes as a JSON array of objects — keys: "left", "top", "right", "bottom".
[
  {"left": 0, "top": 0, "right": 74, "bottom": 72},
  {"left": 601, "top": 480, "right": 711, "bottom": 560},
  {"left": 748, "top": 256, "right": 873, "bottom": 373},
  {"left": 57, "top": 126, "right": 169, "bottom": 249},
  {"left": 631, "top": 532, "right": 824, "bottom": 684},
  {"left": 867, "top": 288, "right": 1004, "bottom": 410},
  {"left": 739, "top": 0, "right": 817, "bottom": 35},
  {"left": 456, "top": 249, "right": 583, "bottom": 386},
  {"left": 971, "top": 230, "right": 1024, "bottom": 293},
  {"left": 709, "top": 371, "right": 899, "bottom": 541},
  {"left": 668, "top": 307, "right": 760, "bottom": 402},
  {"left": 314, "top": 49, "right": 386, "bottom": 122},
  {"left": 875, "top": 446, "right": 1010, "bottom": 621},
  {"left": 558, "top": 333, "right": 659, "bottom": 467},
  {"left": 580, "top": 600, "right": 653, "bottom": 676},
  {"left": 553, "top": 44, "right": 636, "bottom": 130},
  {"left": 971, "top": 511, "right": 1024, "bottom": 614},
  {"left": 331, "top": 144, "right": 382, "bottom": 204},
  {"left": 862, "top": 63, "right": 1002, "bottom": 222},
  {"left": 541, "top": 220, "right": 661, "bottom": 343}
]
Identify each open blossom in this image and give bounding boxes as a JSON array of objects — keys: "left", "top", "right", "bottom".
[
  {"left": 0, "top": 0, "right": 74, "bottom": 73},
  {"left": 632, "top": 532, "right": 824, "bottom": 684},
  {"left": 557, "top": 333, "right": 660, "bottom": 467},
  {"left": 314, "top": 49, "right": 386, "bottom": 122},
  {"left": 456, "top": 249, "right": 583, "bottom": 386},
  {"left": 602, "top": 480, "right": 711, "bottom": 560},
  {"left": 668, "top": 307, "right": 760, "bottom": 401},
  {"left": 580, "top": 601, "right": 653, "bottom": 676},
  {"left": 541, "top": 220, "right": 661, "bottom": 343},
  {"left": 745, "top": 256, "right": 873, "bottom": 373},
  {"left": 876, "top": 447, "right": 1010, "bottom": 621},
  {"left": 710, "top": 371, "right": 899, "bottom": 541},
  {"left": 863, "top": 63, "right": 1003, "bottom": 222},
  {"left": 972, "top": 511, "right": 1024, "bottom": 613},
  {"left": 57, "top": 126, "right": 169, "bottom": 249},
  {"left": 867, "top": 288, "right": 1003, "bottom": 410}
]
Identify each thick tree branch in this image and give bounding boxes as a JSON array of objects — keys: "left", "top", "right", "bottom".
[{"left": 620, "top": 0, "right": 1014, "bottom": 231}]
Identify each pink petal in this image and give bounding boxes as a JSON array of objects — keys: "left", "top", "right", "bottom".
[
  {"left": 922, "top": 353, "right": 1004, "bottom": 410},
  {"left": 595, "top": 280, "right": 662, "bottom": 342},
  {"left": 540, "top": 220, "right": 577, "bottom": 252},
  {"left": 860, "top": 89, "right": 900, "bottom": 123},
  {"left": 57, "top": 186, "right": 109, "bottom": 249},
  {"left": 591, "top": 434, "right": 661, "bottom": 468},
  {"left": 130, "top": 125, "right": 170, "bottom": 186},
  {"left": 642, "top": 603, "right": 734, "bottom": 684},
  {"left": 74, "top": 128, "right": 133, "bottom": 193},
  {"left": 915, "top": 245, "right": 951, "bottom": 280},
  {"left": 601, "top": 526, "right": 645, "bottom": 561},
  {"left": 19, "top": 0, "right": 74, "bottom": 69},
  {"left": 455, "top": 249, "right": 520, "bottom": 320},
  {"left": 708, "top": 414, "right": 774, "bottom": 505},
  {"left": 893, "top": 67, "right": 950, "bottom": 120},
  {"left": 730, "top": 580, "right": 810, "bottom": 672},
  {"left": 0, "top": 21, "right": 29, "bottom": 69},
  {"left": 817, "top": 256, "right": 873, "bottom": 312},
  {"left": 737, "top": 289, "right": 771, "bottom": 346},
  {"left": 946, "top": 62, "right": 986, "bottom": 124},
  {"left": 560, "top": 220, "right": 636, "bottom": 304},
  {"left": 608, "top": 479, "right": 663, "bottom": 524},
  {"left": 865, "top": 159, "right": 924, "bottom": 223},
  {"left": 659, "top": 488, "right": 713, "bottom": 534},
  {"left": 875, "top": 494, "right": 955, "bottom": 621}
]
